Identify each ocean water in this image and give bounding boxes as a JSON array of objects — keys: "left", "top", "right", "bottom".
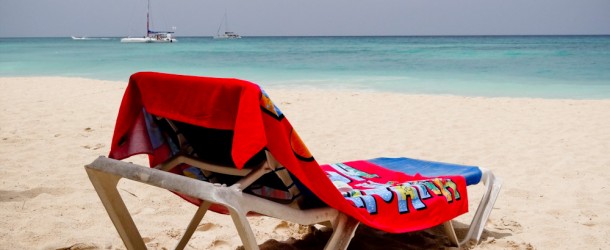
[{"left": 1, "top": 36, "right": 609, "bottom": 99}]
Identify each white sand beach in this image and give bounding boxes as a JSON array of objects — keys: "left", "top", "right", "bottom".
[{"left": 1, "top": 77, "right": 609, "bottom": 249}]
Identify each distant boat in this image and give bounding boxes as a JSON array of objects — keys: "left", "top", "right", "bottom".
[
  {"left": 213, "top": 11, "right": 241, "bottom": 39},
  {"left": 214, "top": 31, "right": 241, "bottom": 40},
  {"left": 121, "top": 0, "right": 176, "bottom": 43},
  {"left": 71, "top": 36, "right": 87, "bottom": 40}
]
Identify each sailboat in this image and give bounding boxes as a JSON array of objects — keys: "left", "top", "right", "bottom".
[
  {"left": 213, "top": 11, "right": 241, "bottom": 39},
  {"left": 121, "top": 0, "right": 177, "bottom": 43}
]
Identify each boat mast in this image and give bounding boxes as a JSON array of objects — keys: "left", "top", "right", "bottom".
[
  {"left": 146, "top": 0, "right": 150, "bottom": 36},
  {"left": 224, "top": 11, "right": 229, "bottom": 34},
  {"left": 216, "top": 10, "right": 226, "bottom": 36}
]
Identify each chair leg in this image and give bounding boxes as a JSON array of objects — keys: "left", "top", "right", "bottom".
[
  {"left": 444, "top": 170, "right": 503, "bottom": 247},
  {"left": 325, "top": 213, "right": 359, "bottom": 250},
  {"left": 443, "top": 221, "right": 459, "bottom": 246},
  {"left": 175, "top": 201, "right": 212, "bottom": 250},
  {"left": 228, "top": 207, "right": 259, "bottom": 250},
  {"left": 85, "top": 167, "right": 147, "bottom": 250},
  {"left": 468, "top": 171, "right": 502, "bottom": 243}
]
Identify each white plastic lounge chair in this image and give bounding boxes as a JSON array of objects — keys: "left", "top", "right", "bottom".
[{"left": 85, "top": 72, "right": 501, "bottom": 249}]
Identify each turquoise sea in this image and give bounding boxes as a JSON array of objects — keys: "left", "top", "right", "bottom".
[{"left": 1, "top": 36, "right": 609, "bottom": 99}]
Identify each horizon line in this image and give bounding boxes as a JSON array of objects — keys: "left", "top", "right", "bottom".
[{"left": 2, "top": 34, "right": 610, "bottom": 39}]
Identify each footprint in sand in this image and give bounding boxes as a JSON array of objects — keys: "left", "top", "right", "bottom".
[
  {"left": 82, "top": 143, "right": 104, "bottom": 150},
  {"left": 131, "top": 207, "right": 156, "bottom": 215},
  {"left": 493, "top": 217, "right": 523, "bottom": 233},
  {"left": 79, "top": 127, "right": 93, "bottom": 138},
  {"left": 209, "top": 239, "right": 230, "bottom": 248},
  {"left": 0, "top": 187, "right": 68, "bottom": 202},
  {"left": 55, "top": 243, "right": 98, "bottom": 250},
  {"left": 507, "top": 240, "right": 534, "bottom": 250},
  {"left": 480, "top": 238, "right": 534, "bottom": 250},
  {"left": 503, "top": 187, "right": 531, "bottom": 199},
  {"left": 196, "top": 222, "right": 219, "bottom": 232},
  {"left": 578, "top": 209, "right": 598, "bottom": 227},
  {"left": 165, "top": 228, "right": 182, "bottom": 239},
  {"left": 142, "top": 237, "right": 154, "bottom": 244},
  {"left": 273, "top": 221, "right": 295, "bottom": 234},
  {"left": 274, "top": 221, "right": 290, "bottom": 229}
]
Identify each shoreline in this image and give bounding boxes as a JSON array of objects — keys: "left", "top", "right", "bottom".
[
  {"left": 3, "top": 76, "right": 610, "bottom": 101},
  {"left": 1, "top": 76, "right": 609, "bottom": 249}
]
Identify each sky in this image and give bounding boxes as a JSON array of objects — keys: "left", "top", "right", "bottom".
[{"left": 1, "top": 0, "right": 609, "bottom": 37}]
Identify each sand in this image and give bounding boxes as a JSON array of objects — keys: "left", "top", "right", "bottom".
[{"left": 1, "top": 77, "right": 609, "bottom": 249}]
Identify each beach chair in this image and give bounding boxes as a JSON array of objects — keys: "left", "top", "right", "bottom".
[{"left": 85, "top": 72, "right": 501, "bottom": 249}]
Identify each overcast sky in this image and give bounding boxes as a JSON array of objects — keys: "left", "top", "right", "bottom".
[{"left": 1, "top": 0, "right": 609, "bottom": 37}]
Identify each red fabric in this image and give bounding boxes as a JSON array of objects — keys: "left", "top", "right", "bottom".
[
  {"left": 321, "top": 160, "right": 468, "bottom": 231},
  {"left": 109, "top": 72, "right": 469, "bottom": 233}
]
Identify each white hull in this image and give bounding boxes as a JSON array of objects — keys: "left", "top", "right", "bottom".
[
  {"left": 213, "top": 36, "right": 241, "bottom": 40},
  {"left": 121, "top": 37, "right": 177, "bottom": 43},
  {"left": 213, "top": 32, "right": 241, "bottom": 40}
]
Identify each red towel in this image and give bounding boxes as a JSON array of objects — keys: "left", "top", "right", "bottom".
[{"left": 109, "top": 72, "right": 469, "bottom": 233}]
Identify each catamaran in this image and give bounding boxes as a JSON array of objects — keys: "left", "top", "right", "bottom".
[
  {"left": 121, "top": 0, "right": 176, "bottom": 43},
  {"left": 213, "top": 11, "right": 241, "bottom": 39}
]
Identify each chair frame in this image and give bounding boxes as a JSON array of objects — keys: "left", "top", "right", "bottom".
[
  {"left": 443, "top": 168, "right": 502, "bottom": 246},
  {"left": 85, "top": 151, "right": 501, "bottom": 249},
  {"left": 85, "top": 152, "right": 359, "bottom": 250}
]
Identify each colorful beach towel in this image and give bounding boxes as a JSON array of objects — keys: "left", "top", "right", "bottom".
[{"left": 109, "top": 72, "right": 469, "bottom": 233}]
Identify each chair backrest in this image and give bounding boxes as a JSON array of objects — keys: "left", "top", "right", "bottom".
[{"left": 151, "top": 115, "right": 316, "bottom": 207}]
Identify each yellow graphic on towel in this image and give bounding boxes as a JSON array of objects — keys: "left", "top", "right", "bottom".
[{"left": 343, "top": 178, "right": 460, "bottom": 214}]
